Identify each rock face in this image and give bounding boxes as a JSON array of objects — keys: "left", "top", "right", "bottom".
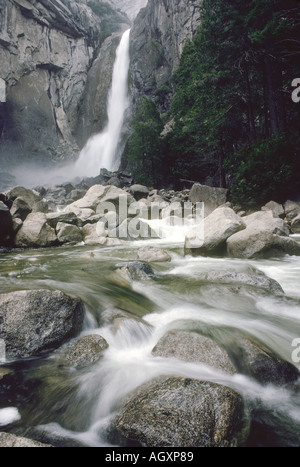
[
  {"left": 130, "top": 0, "right": 201, "bottom": 102},
  {"left": 109, "top": 376, "right": 248, "bottom": 447},
  {"left": 0, "top": 289, "right": 85, "bottom": 359},
  {"left": 0, "top": 0, "right": 128, "bottom": 166},
  {"left": 109, "top": 0, "right": 148, "bottom": 21}
]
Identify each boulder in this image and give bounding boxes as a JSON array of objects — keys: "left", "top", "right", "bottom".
[
  {"left": 243, "top": 210, "right": 290, "bottom": 237},
  {"left": 100, "top": 308, "right": 152, "bottom": 333},
  {"left": 227, "top": 229, "right": 300, "bottom": 259},
  {"left": 0, "top": 201, "right": 13, "bottom": 247},
  {"left": 66, "top": 188, "right": 87, "bottom": 202},
  {"left": 189, "top": 184, "right": 228, "bottom": 217},
  {"left": 115, "top": 261, "right": 155, "bottom": 281},
  {"left": 284, "top": 200, "right": 300, "bottom": 222},
  {"left": 227, "top": 333, "right": 299, "bottom": 386},
  {"left": 82, "top": 223, "right": 125, "bottom": 246},
  {"left": 137, "top": 246, "right": 171, "bottom": 263},
  {"left": 46, "top": 211, "right": 80, "bottom": 229},
  {"left": 261, "top": 201, "right": 285, "bottom": 219},
  {"left": 15, "top": 212, "right": 57, "bottom": 248},
  {"left": 64, "top": 206, "right": 95, "bottom": 223},
  {"left": 65, "top": 185, "right": 109, "bottom": 211},
  {"left": 6, "top": 186, "right": 41, "bottom": 206},
  {"left": 97, "top": 186, "right": 135, "bottom": 209},
  {"left": 129, "top": 184, "right": 150, "bottom": 201},
  {"left": 0, "top": 289, "right": 85, "bottom": 359},
  {"left": 185, "top": 207, "right": 246, "bottom": 256},
  {"left": 0, "top": 432, "right": 51, "bottom": 447},
  {"left": 10, "top": 197, "right": 32, "bottom": 221},
  {"left": 31, "top": 200, "right": 49, "bottom": 214},
  {"left": 291, "top": 214, "right": 300, "bottom": 234},
  {"left": 202, "top": 267, "right": 285, "bottom": 296},
  {"left": 109, "top": 376, "right": 248, "bottom": 447},
  {"left": 60, "top": 334, "right": 109, "bottom": 369},
  {"left": 56, "top": 222, "right": 83, "bottom": 244},
  {"left": 152, "top": 330, "right": 236, "bottom": 374}
]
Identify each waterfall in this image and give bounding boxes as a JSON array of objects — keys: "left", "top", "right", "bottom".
[{"left": 74, "top": 29, "right": 131, "bottom": 177}]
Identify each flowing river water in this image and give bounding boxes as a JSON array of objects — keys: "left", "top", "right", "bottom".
[{"left": 0, "top": 230, "right": 300, "bottom": 447}]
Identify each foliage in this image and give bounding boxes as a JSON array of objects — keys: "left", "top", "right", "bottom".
[
  {"left": 127, "top": 98, "right": 164, "bottom": 187},
  {"left": 224, "top": 134, "right": 300, "bottom": 207},
  {"left": 128, "top": 0, "right": 300, "bottom": 203}
]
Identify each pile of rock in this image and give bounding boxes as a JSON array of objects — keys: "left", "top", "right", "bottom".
[
  {"left": 0, "top": 181, "right": 192, "bottom": 249},
  {"left": 1, "top": 180, "right": 300, "bottom": 260},
  {"left": 184, "top": 184, "right": 300, "bottom": 259}
]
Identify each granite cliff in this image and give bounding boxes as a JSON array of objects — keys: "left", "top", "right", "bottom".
[
  {"left": 0, "top": 0, "right": 201, "bottom": 173},
  {"left": 0, "top": 0, "right": 129, "bottom": 167}
]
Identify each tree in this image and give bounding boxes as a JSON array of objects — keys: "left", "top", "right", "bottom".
[
  {"left": 127, "top": 98, "right": 164, "bottom": 187},
  {"left": 165, "top": 0, "right": 300, "bottom": 203}
]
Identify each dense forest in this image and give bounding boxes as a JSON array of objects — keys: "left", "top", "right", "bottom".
[{"left": 127, "top": 0, "right": 300, "bottom": 207}]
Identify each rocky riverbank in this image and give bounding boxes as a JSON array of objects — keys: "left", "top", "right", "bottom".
[{"left": 1, "top": 175, "right": 300, "bottom": 258}]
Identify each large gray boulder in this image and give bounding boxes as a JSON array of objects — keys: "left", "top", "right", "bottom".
[
  {"left": 227, "top": 229, "right": 300, "bottom": 259},
  {"left": 109, "top": 376, "right": 248, "bottom": 447},
  {"left": 137, "top": 246, "right": 171, "bottom": 263},
  {"left": 152, "top": 330, "right": 236, "bottom": 374},
  {"left": 202, "top": 268, "right": 285, "bottom": 296},
  {"left": 97, "top": 186, "right": 135, "bottom": 210},
  {"left": 65, "top": 185, "right": 110, "bottom": 211},
  {"left": 242, "top": 210, "right": 290, "bottom": 237},
  {"left": 189, "top": 184, "right": 228, "bottom": 217},
  {"left": 0, "top": 289, "right": 85, "bottom": 359},
  {"left": 46, "top": 211, "right": 80, "bottom": 229},
  {"left": 15, "top": 212, "right": 57, "bottom": 248},
  {"left": 185, "top": 207, "right": 246, "bottom": 256},
  {"left": 261, "top": 201, "right": 285, "bottom": 219},
  {"left": 6, "top": 186, "right": 41, "bottom": 207},
  {"left": 227, "top": 333, "right": 299, "bottom": 386},
  {"left": 56, "top": 222, "right": 83, "bottom": 244},
  {"left": 59, "top": 334, "right": 109, "bottom": 369}
]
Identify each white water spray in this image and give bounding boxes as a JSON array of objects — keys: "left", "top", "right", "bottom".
[{"left": 74, "top": 29, "right": 131, "bottom": 177}]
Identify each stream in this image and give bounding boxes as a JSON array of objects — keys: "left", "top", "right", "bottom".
[{"left": 0, "top": 232, "right": 300, "bottom": 447}]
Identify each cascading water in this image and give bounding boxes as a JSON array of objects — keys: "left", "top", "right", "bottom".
[
  {"left": 0, "top": 228, "right": 300, "bottom": 447},
  {"left": 74, "top": 29, "right": 131, "bottom": 177}
]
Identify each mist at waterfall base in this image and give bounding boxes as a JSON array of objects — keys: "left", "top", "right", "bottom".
[{"left": 7, "top": 29, "right": 131, "bottom": 189}]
